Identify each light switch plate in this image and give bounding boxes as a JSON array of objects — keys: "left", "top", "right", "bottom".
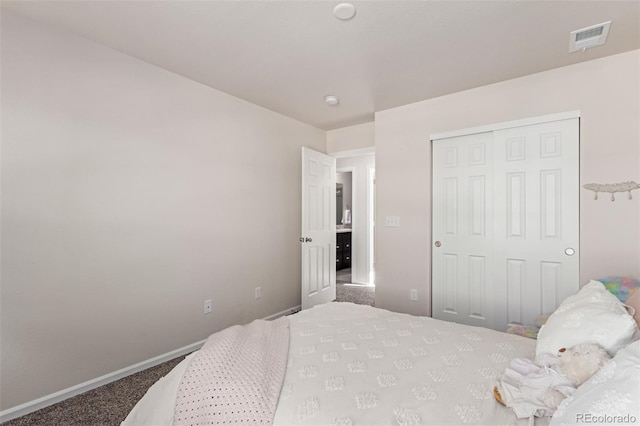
[
  {"left": 384, "top": 216, "right": 400, "bottom": 227},
  {"left": 410, "top": 289, "right": 418, "bottom": 301}
]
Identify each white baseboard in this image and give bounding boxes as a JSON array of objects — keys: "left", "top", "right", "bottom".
[
  {"left": 0, "top": 304, "right": 301, "bottom": 423},
  {"left": 264, "top": 305, "right": 301, "bottom": 320}
]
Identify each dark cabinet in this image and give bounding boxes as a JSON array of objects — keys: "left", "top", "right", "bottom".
[{"left": 336, "top": 231, "right": 351, "bottom": 270}]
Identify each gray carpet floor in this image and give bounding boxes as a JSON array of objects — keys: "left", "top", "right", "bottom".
[
  {"left": 336, "top": 282, "right": 375, "bottom": 306},
  {"left": 336, "top": 267, "right": 375, "bottom": 306},
  {"left": 2, "top": 274, "right": 374, "bottom": 426},
  {"left": 2, "top": 356, "right": 186, "bottom": 426}
]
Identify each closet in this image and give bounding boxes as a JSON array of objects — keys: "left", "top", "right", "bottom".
[{"left": 431, "top": 112, "right": 579, "bottom": 331}]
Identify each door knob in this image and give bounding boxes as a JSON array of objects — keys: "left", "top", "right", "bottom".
[
  {"left": 305, "top": 237, "right": 313, "bottom": 242},
  {"left": 565, "top": 248, "right": 575, "bottom": 256},
  {"left": 434, "top": 241, "right": 441, "bottom": 247}
]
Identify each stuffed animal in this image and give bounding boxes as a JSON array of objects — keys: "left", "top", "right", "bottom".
[
  {"left": 494, "top": 343, "right": 611, "bottom": 418},
  {"left": 541, "top": 343, "right": 611, "bottom": 408}
]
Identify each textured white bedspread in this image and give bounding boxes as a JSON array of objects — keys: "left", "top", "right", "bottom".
[
  {"left": 123, "top": 303, "right": 544, "bottom": 425},
  {"left": 274, "top": 303, "right": 539, "bottom": 425}
]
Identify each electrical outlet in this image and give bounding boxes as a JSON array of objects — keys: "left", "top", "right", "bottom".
[
  {"left": 410, "top": 289, "right": 418, "bottom": 301},
  {"left": 255, "top": 287, "right": 262, "bottom": 300},
  {"left": 203, "top": 299, "right": 212, "bottom": 314}
]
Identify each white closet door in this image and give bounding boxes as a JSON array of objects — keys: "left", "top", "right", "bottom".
[
  {"left": 432, "top": 117, "right": 579, "bottom": 331},
  {"left": 492, "top": 118, "right": 579, "bottom": 329},
  {"left": 432, "top": 132, "right": 494, "bottom": 329}
]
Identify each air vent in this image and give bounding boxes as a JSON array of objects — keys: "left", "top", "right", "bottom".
[{"left": 569, "top": 21, "right": 611, "bottom": 53}]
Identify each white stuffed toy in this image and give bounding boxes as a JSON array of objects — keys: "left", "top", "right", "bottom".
[
  {"left": 494, "top": 343, "right": 611, "bottom": 419},
  {"left": 541, "top": 343, "right": 611, "bottom": 408}
]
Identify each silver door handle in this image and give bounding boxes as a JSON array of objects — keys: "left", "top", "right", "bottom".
[
  {"left": 565, "top": 248, "right": 575, "bottom": 256},
  {"left": 434, "top": 241, "right": 441, "bottom": 247}
]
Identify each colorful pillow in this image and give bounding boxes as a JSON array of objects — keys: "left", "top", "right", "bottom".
[
  {"left": 506, "top": 324, "right": 540, "bottom": 339},
  {"left": 535, "top": 280, "right": 638, "bottom": 363},
  {"left": 598, "top": 276, "right": 640, "bottom": 303},
  {"left": 533, "top": 313, "right": 550, "bottom": 329}
]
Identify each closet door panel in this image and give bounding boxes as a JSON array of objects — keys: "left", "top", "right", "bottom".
[
  {"left": 432, "top": 132, "right": 494, "bottom": 328},
  {"left": 492, "top": 118, "right": 579, "bottom": 329}
]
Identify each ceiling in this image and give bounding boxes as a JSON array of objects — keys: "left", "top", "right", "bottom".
[{"left": 3, "top": 1, "right": 639, "bottom": 130}]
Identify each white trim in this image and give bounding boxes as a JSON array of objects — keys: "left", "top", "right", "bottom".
[
  {"left": 0, "top": 304, "right": 301, "bottom": 423},
  {"left": 328, "top": 147, "right": 375, "bottom": 158},
  {"left": 263, "top": 305, "right": 302, "bottom": 320},
  {"left": 367, "top": 164, "right": 376, "bottom": 286},
  {"left": 337, "top": 166, "right": 356, "bottom": 283},
  {"left": 430, "top": 110, "right": 581, "bottom": 140}
]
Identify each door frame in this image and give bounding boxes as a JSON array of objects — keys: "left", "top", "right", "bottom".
[
  {"left": 336, "top": 166, "right": 355, "bottom": 280},
  {"left": 331, "top": 147, "right": 376, "bottom": 286},
  {"left": 367, "top": 164, "right": 376, "bottom": 285},
  {"left": 431, "top": 111, "right": 581, "bottom": 140}
]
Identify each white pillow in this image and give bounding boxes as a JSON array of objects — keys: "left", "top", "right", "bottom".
[
  {"left": 550, "top": 340, "right": 640, "bottom": 425},
  {"left": 536, "top": 280, "right": 638, "bottom": 362}
]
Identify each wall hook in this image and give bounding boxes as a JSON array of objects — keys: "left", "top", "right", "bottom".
[{"left": 582, "top": 181, "right": 640, "bottom": 201}]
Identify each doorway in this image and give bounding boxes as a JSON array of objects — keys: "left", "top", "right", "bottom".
[
  {"left": 334, "top": 153, "right": 375, "bottom": 290},
  {"left": 336, "top": 171, "right": 353, "bottom": 284}
]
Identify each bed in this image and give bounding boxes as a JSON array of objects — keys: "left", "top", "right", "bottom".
[{"left": 123, "top": 281, "right": 640, "bottom": 426}]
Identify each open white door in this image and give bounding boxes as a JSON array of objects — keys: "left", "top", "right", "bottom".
[{"left": 301, "top": 147, "right": 336, "bottom": 309}]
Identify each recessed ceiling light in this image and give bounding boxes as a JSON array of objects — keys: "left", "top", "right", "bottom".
[
  {"left": 325, "top": 95, "right": 340, "bottom": 106},
  {"left": 333, "top": 3, "right": 357, "bottom": 21}
]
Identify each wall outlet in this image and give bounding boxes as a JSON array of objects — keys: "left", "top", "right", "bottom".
[
  {"left": 410, "top": 289, "right": 418, "bottom": 301},
  {"left": 203, "top": 299, "right": 212, "bottom": 314},
  {"left": 255, "top": 287, "right": 262, "bottom": 300}
]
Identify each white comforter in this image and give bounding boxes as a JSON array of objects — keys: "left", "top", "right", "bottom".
[{"left": 124, "top": 303, "right": 542, "bottom": 425}]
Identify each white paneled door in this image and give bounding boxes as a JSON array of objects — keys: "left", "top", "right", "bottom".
[
  {"left": 432, "top": 115, "right": 579, "bottom": 331},
  {"left": 301, "top": 147, "right": 336, "bottom": 309},
  {"left": 432, "top": 132, "right": 495, "bottom": 329}
]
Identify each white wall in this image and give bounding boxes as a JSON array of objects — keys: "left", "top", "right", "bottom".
[
  {"left": 327, "top": 122, "right": 375, "bottom": 154},
  {"left": 375, "top": 50, "right": 640, "bottom": 316},
  {"left": 0, "top": 12, "right": 325, "bottom": 411}
]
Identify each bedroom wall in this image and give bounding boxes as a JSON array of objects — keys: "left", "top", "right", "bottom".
[
  {"left": 374, "top": 50, "right": 640, "bottom": 317},
  {"left": 0, "top": 12, "right": 325, "bottom": 411},
  {"left": 327, "top": 122, "right": 375, "bottom": 154}
]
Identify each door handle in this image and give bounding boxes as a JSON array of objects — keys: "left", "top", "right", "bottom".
[
  {"left": 565, "top": 248, "right": 575, "bottom": 256},
  {"left": 434, "top": 241, "right": 442, "bottom": 247},
  {"left": 299, "top": 237, "right": 313, "bottom": 243}
]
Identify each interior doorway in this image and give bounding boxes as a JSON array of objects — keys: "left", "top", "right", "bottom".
[
  {"left": 334, "top": 153, "right": 375, "bottom": 288},
  {"left": 336, "top": 171, "right": 353, "bottom": 284}
]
